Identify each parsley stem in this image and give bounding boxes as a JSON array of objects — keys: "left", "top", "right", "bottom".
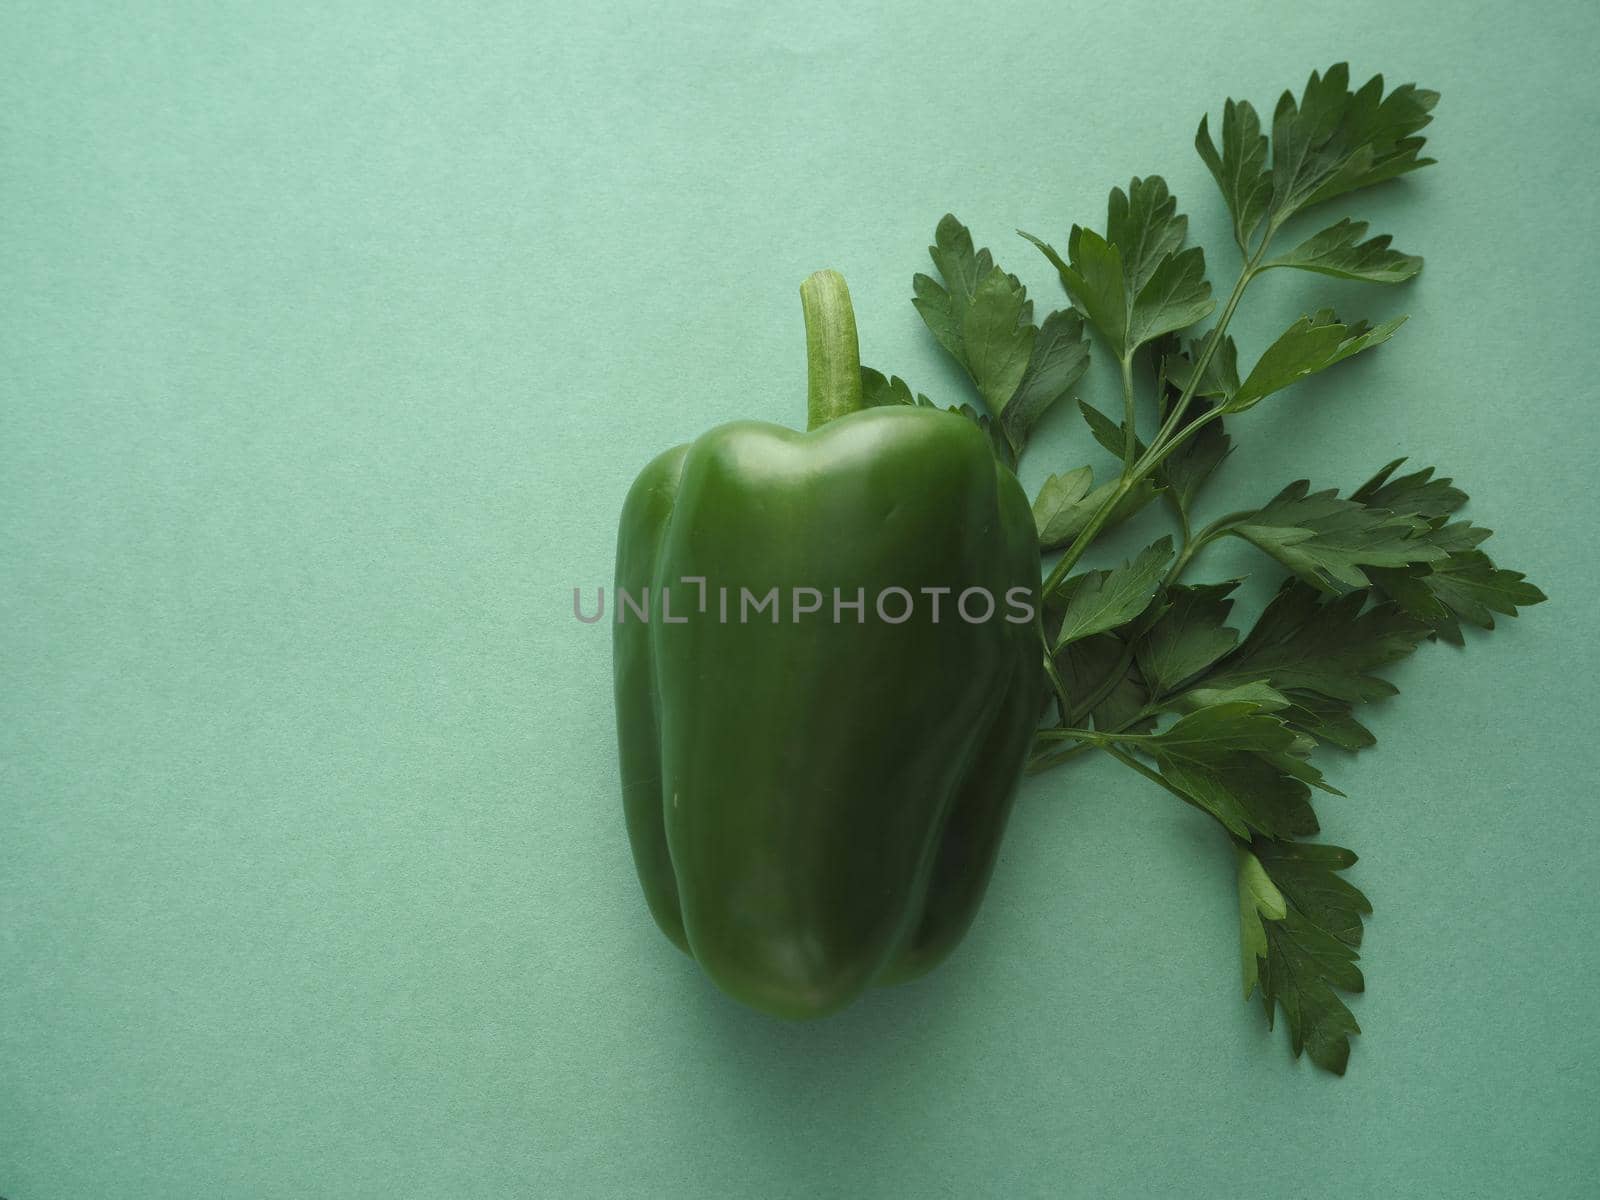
[
  {"left": 1033, "top": 726, "right": 1108, "bottom": 744},
  {"left": 1098, "top": 745, "right": 1212, "bottom": 818},
  {"left": 1039, "top": 249, "right": 1262, "bottom": 602},
  {"left": 1035, "top": 726, "right": 1164, "bottom": 777},
  {"left": 1172, "top": 495, "right": 1193, "bottom": 546},
  {"left": 1029, "top": 716, "right": 1137, "bottom": 773},
  {"left": 1119, "top": 353, "right": 1137, "bottom": 471},
  {"left": 1165, "top": 508, "right": 1256, "bottom": 587},
  {"left": 1164, "top": 536, "right": 1199, "bottom": 589},
  {"left": 1035, "top": 725, "right": 1210, "bottom": 822},
  {"left": 1039, "top": 403, "right": 1227, "bottom": 608},
  {"left": 1040, "top": 478, "right": 1134, "bottom": 597},
  {"left": 1146, "top": 241, "right": 1267, "bottom": 452},
  {"left": 1025, "top": 741, "right": 1094, "bottom": 773},
  {"left": 1036, "top": 609, "right": 1074, "bottom": 722}
]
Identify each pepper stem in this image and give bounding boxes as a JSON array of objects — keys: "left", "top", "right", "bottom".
[{"left": 800, "top": 269, "right": 864, "bottom": 431}]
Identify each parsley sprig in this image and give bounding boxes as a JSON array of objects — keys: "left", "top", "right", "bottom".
[{"left": 864, "top": 65, "right": 1545, "bottom": 1075}]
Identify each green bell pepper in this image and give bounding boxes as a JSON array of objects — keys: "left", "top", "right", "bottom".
[{"left": 614, "top": 270, "right": 1042, "bottom": 1018}]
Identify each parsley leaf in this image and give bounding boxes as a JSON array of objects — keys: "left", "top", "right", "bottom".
[
  {"left": 1196, "top": 64, "right": 1437, "bottom": 254},
  {"left": 1221, "top": 479, "right": 1447, "bottom": 591},
  {"left": 1195, "top": 98, "right": 1271, "bottom": 252},
  {"left": 1351, "top": 457, "right": 1468, "bottom": 517},
  {"left": 1163, "top": 330, "right": 1241, "bottom": 401},
  {"left": 859, "top": 368, "right": 932, "bottom": 409},
  {"left": 1005, "top": 308, "right": 1091, "bottom": 457},
  {"left": 1267, "top": 64, "right": 1439, "bottom": 223},
  {"left": 1032, "top": 468, "right": 1159, "bottom": 551},
  {"left": 1079, "top": 399, "right": 1139, "bottom": 460},
  {"left": 911, "top": 214, "right": 1089, "bottom": 460},
  {"left": 1373, "top": 552, "right": 1547, "bottom": 645},
  {"left": 1276, "top": 690, "right": 1377, "bottom": 751},
  {"left": 1167, "top": 680, "right": 1289, "bottom": 714},
  {"left": 914, "top": 214, "right": 995, "bottom": 358},
  {"left": 1256, "top": 840, "right": 1370, "bottom": 947},
  {"left": 1135, "top": 581, "right": 1240, "bottom": 696},
  {"left": 1264, "top": 218, "right": 1423, "bottom": 284},
  {"left": 1031, "top": 466, "right": 1095, "bottom": 547},
  {"left": 1245, "top": 840, "right": 1371, "bottom": 1075},
  {"left": 1259, "top": 909, "right": 1364, "bottom": 1075},
  {"left": 1420, "top": 551, "right": 1546, "bottom": 630},
  {"left": 1022, "top": 177, "right": 1215, "bottom": 360},
  {"left": 1237, "top": 846, "right": 1287, "bottom": 996},
  {"left": 963, "top": 267, "right": 1035, "bottom": 417},
  {"left": 1051, "top": 537, "right": 1173, "bottom": 647},
  {"left": 1132, "top": 701, "right": 1330, "bottom": 840},
  {"left": 1057, "top": 631, "right": 1151, "bottom": 732},
  {"left": 1229, "top": 310, "right": 1406, "bottom": 412},
  {"left": 1203, "top": 580, "right": 1430, "bottom": 705},
  {"left": 1163, "top": 680, "right": 1377, "bottom": 753},
  {"left": 1347, "top": 459, "right": 1548, "bottom": 642}
]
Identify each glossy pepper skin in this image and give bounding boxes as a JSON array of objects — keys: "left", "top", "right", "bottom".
[{"left": 613, "top": 272, "right": 1042, "bottom": 1019}]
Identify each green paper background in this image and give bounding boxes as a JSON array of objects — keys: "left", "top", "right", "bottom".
[{"left": 4, "top": 2, "right": 1597, "bottom": 1196}]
